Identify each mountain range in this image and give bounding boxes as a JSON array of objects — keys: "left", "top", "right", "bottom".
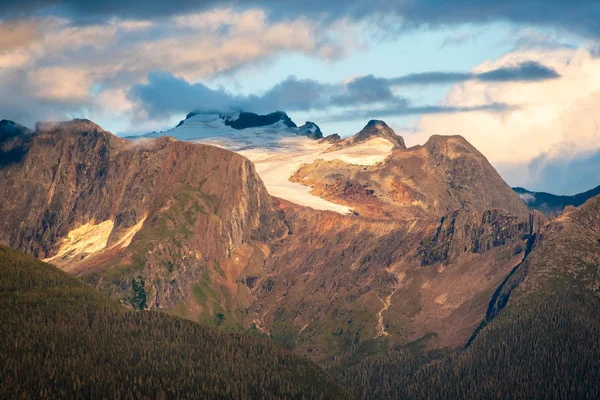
[{"left": 1, "top": 111, "right": 599, "bottom": 399}]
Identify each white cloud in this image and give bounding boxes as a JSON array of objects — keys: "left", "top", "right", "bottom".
[
  {"left": 406, "top": 47, "right": 600, "bottom": 191},
  {"left": 0, "top": 10, "right": 353, "bottom": 129}
]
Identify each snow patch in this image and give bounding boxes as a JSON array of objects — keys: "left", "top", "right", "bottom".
[{"left": 44, "top": 220, "right": 114, "bottom": 263}]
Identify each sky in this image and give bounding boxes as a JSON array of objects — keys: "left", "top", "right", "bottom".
[{"left": 1, "top": 0, "right": 600, "bottom": 194}]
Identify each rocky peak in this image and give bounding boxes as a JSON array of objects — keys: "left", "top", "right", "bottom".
[
  {"left": 35, "top": 119, "right": 106, "bottom": 135},
  {"left": 319, "top": 133, "right": 341, "bottom": 144},
  {"left": 296, "top": 121, "right": 323, "bottom": 139},
  {"left": 324, "top": 119, "right": 406, "bottom": 153},
  {"left": 222, "top": 111, "right": 297, "bottom": 130},
  {"left": 0, "top": 120, "right": 33, "bottom": 138},
  {"left": 355, "top": 120, "right": 406, "bottom": 148}
]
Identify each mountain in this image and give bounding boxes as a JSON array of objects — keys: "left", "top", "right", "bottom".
[
  {"left": 324, "top": 120, "right": 406, "bottom": 152},
  {"left": 514, "top": 185, "right": 600, "bottom": 217},
  {"left": 293, "top": 127, "right": 529, "bottom": 218},
  {"left": 337, "top": 194, "right": 600, "bottom": 399},
  {"left": 0, "top": 117, "right": 538, "bottom": 359},
  {"left": 2, "top": 115, "right": 597, "bottom": 399},
  {"left": 0, "top": 245, "right": 350, "bottom": 399},
  {"left": 144, "top": 111, "right": 323, "bottom": 148},
  {"left": 0, "top": 118, "right": 286, "bottom": 318}
]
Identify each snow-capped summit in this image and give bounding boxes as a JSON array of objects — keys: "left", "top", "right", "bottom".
[{"left": 138, "top": 110, "right": 323, "bottom": 150}]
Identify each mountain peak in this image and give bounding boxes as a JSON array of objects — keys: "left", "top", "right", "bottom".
[
  {"left": 296, "top": 121, "right": 323, "bottom": 139},
  {"left": 0, "top": 120, "right": 33, "bottom": 138},
  {"left": 356, "top": 120, "right": 405, "bottom": 147},
  {"left": 324, "top": 119, "right": 406, "bottom": 153},
  {"left": 35, "top": 119, "right": 106, "bottom": 135}
]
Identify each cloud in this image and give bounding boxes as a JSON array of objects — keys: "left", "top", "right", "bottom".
[
  {"left": 0, "top": 10, "right": 352, "bottom": 128},
  {"left": 128, "top": 73, "right": 340, "bottom": 118},
  {"left": 387, "top": 62, "right": 559, "bottom": 85},
  {"left": 0, "top": 20, "right": 40, "bottom": 51},
  {"left": 4, "top": 0, "right": 600, "bottom": 43},
  {"left": 323, "top": 102, "right": 514, "bottom": 122},
  {"left": 408, "top": 47, "right": 600, "bottom": 194},
  {"left": 331, "top": 75, "right": 399, "bottom": 106},
  {"left": 128, "top": 71, "right": 516, "bottom": 122},
  {"left": 499, "top": 148, "right": 600, "bottom": 195}
]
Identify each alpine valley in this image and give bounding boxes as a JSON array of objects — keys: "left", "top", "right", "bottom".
[{"left": 1, "top": 111, "right": 599, "bottom": 399}]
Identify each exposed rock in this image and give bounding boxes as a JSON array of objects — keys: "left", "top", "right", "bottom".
[
  {"left": 418, "top": 209, "right": 545, "bottom": 266},
  {"left": 222, "top": 111, "right": 297, "bottom": 129},
  {"left": 0, "top": 119, "right": 286, "bottom": 310},
  {"left": 296, "top": 121, "right": 323, "bottom": 139},
  {"left": 325, "top": 120, "right": 406, "bottom": 152},
  {"left": 319, "top": 133, "right": 341, "bottom": 144},
  {"left": 292, "top": 133, "right": 529, "bottom": 218}
]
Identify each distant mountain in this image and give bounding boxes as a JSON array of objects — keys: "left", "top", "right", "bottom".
[
  {"left": 0, "top": 246, "right": 350, "bottom": 399},
  {"left": 137, "top": 110, "right": 323, "bottom": 146},
  {"left": 513, "top": 185, "right": 600, "bottom": 217},
  {"left": 324, "top": 119, "right": 405, "bottom": 152},
  {"left": 294, "top": 123, "right": 528, "bottom": 218}
]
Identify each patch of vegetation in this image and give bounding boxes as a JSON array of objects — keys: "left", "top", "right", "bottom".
[{"left": 130, "top": 275, "right": 147, "bottom": 310}]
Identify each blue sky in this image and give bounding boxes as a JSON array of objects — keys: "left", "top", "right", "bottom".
[{"left": 1, "top": 0, "right": 600, "bottom": 193}]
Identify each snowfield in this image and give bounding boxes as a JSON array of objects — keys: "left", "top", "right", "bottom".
[{"left": 148, "top": 113, "right": 394, "bottom": 214}]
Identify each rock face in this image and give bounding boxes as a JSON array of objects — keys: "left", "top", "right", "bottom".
[
  {"left": 325, "top": 120, "right": 406, "bottom": 152},
  {"left": 0, "top": 119, "right": 285, "bottom": 310},
  {"left": 223, "top": 111, "right": 297, "bottom": 130}
]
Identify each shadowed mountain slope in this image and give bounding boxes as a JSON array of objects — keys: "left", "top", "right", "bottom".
[{"left": 514, "top": 184, "right": 600, "bottom": 217}]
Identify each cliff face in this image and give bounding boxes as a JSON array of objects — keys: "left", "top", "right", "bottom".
[{"left": 0, "top": 119, "right": 285, "bottom": 309}]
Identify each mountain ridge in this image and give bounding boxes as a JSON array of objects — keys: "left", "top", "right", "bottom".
[{"left": 513, "top": 184, "right": 600, "bottom": 217}]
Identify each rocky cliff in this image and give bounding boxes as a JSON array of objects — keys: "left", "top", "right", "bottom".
[{"left": 0, "top": 119, "right": 285, "bottom": 311}]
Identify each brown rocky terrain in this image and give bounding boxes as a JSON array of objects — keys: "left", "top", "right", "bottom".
[
  {"left": 292, "top": 127, "right": 529, "bottom": 219},
  {"left": 0, "top": 117, "right": 546, "bottom": 369},
  {"left": 324, "top": 120, "right": 406, "bottom": 152},
  {"left": 0, "top": 119, "right": 286, "bottom": 315}
]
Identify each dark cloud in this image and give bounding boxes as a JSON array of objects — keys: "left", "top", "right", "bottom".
[
  {"left": 3, "top": 0, "right": 600, "bottom": 41},
  {"left": 331, "top": 75, "right": 402, "bottom": 106},
  {"left": 0, "top": 0, "right": 222, "bottom": 21},
  {"left": 477, "top": 61, "right": 560, "bottom": 82},
  {"left": 399, "top": 0, "right": 600, "bottom": 41},
  {"left": 388, "top": 62, "right": 560, "bottom": 85},
  {"left": 128, "top": 72, "right": 337, "bottom": 118},
  {"left": 128, "top": 70, "right": 515, "bottom": 121}
]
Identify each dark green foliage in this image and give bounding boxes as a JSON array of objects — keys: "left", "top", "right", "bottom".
[
  {"left": 0, "top": 246, "right": 350, "bottom": 400},
  {"left": 130, "top": 275, "right": 147, "bottom": 310},
  {"left": 336, "top": 286, "right": 600, "bottom": 399}
]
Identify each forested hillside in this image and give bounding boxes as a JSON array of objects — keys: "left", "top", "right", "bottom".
[{"left": 0, "top": 246, "right": 350, "bottom": 399}]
